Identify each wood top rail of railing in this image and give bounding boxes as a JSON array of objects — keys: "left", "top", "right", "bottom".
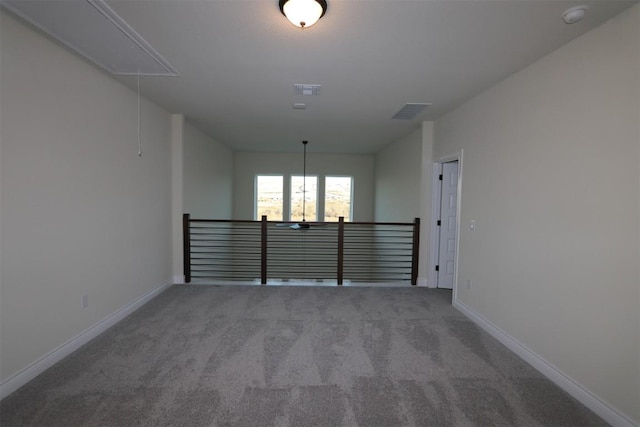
[
  {"left": 189, "top": 218, "right": 416, "bottom": 227},
  {"left": 189, "top": 218, "right": 260, "bottom": 224}
]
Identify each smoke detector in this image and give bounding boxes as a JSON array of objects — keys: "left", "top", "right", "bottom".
[{"left": 562, "top": 6, "right": 588, "bottom": 24}]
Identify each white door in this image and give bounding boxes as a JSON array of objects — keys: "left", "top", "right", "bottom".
[{"left": 437, "top": 161, "right": 458, "bottom": 289}]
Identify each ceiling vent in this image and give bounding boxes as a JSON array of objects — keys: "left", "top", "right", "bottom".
[
  {"left": 392, "top": 103, "right": 431, "bottom": 120},
  {"left": 1, "top": 0, "right": 179, "bottom": 76},
  {"left": 294, "top": 84, "right": 322, "bottom": 96}
]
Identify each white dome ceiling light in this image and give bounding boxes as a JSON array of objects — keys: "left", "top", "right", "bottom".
[
  {"left": 279, "top": 0, "right": 328, "bottom": 29},
  {"left": 562, "top": 5, "right": 589, "bottom": 24}
]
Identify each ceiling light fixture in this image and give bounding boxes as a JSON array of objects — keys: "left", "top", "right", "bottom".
[
  {"left": 279, "top": 0, "right": 327, "bottom": 29},
  {"left": 562, "top": 5, "right": 588, "bottom": 24}
]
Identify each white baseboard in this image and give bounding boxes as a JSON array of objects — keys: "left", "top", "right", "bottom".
[
  {"left": 453, "top": 298, "right": 638, "bottom": 427},
  {"left": 0, "top": 280, "right": 173, "bottom": 400},
  {"left": 173, "top": 275, "right": 185, "bottom": 284}
]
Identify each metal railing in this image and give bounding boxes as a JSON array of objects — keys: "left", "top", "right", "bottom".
[{"left": 183, "top": 214, "right": 420, "bottom": 285}]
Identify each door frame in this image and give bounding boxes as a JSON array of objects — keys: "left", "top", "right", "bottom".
[{"left": 428, "top": 150, "right": 463, "bottom": 301}]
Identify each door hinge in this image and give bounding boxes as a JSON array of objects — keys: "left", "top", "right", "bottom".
[
  {"left": 439, "top": 174, "right": 443, "bottom": 181},
  {"left": 437, "top": 220, "right": 441, "bottom": 226},
  {"left": 435, "top": 265, "right": 439, "bottom": 272}
]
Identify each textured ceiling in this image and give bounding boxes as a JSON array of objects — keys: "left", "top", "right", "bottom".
[{"left": 21, "top": 0, "right": 640, "bottom": 153}]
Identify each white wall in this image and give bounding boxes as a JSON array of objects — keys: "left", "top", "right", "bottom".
[
  {"left": 233, "top": 151, "right": 375, "bottom": 221},
  {"left": 374, "top": 128, "right": 422, "bottom": 222},
  {"left": 183, "top": 121, "right": 233, "bottom": 218},
  {"left": 0, "top": 11, "right": 173, "bottom": 384},
  {"left": 434, "top": 5, "right": 639, "bottom": 424}
]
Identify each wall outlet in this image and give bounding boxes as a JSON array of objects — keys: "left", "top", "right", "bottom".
[
  {"left": 466, "top": 280, "right": 472, "bottom": 290},
  {"left": 81, "top": 294, "right": 88, "bottom": 310}
]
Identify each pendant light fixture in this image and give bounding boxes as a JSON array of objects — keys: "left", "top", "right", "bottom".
[
  {"left": 275, "top": 141, "right": 318, "bottom": 230},
  {"left": 279, "top": 0, "right": 328, "bottom": 29}
]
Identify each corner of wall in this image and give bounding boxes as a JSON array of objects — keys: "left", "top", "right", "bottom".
[
  {"left": 453, "top": 298, "right": 639, "bottom": 427},
  {"left": 418, "top": 121, "right": 435, "bottom": 285},
  {"left": 171, "top": 114, "right": 185, "bottom": 278},
  {"left": 0, "top": 280, "right": 173, "bottom": 400}
]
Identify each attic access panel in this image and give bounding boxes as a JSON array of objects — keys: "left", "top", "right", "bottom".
[{"left": 2, "top": 0, "right": 179, "bottom": 76}]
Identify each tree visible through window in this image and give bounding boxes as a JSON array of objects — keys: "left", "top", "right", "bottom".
[
  {"left": 256, "top": 175, "right": 283, "bottom": 220},
  {"left": 325, "top": 176, "right": 352, "bottom": 221}
]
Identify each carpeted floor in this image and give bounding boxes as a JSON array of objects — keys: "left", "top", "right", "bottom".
[{"left": 1, "top": 285, "right": 606, "bottom": 426}]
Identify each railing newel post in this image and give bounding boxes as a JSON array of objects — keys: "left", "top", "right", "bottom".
[
  {"left": 337, "top": 216, "right": 344, "bottom": 286},
  {"left": 411, "top": 217, "right": 420, "bottom": 286},
  {"left": 183, "top": 213, "right": 191, "bottom": 283},
  {"left": 261, "top": 215, "right": 268, "bottom": 285}
]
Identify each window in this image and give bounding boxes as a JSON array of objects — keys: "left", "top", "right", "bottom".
[
  {"left": 324, "top": 176, "right": 352, "bottom": 221},
  {"left": 255, "top": 175, "right": 283, "bottom": 220},
  {"left": 290, "top": 175, "right": 317, "bottom": 221},
  {"left": 254, "top": 174, "right": 353, "bottom": 222}
]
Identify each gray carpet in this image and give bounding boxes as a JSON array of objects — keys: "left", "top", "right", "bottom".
[{"left": 1, "top": 285, "right": 606, "bottom": 426}]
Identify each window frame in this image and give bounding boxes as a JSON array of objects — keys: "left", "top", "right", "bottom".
[
  {"left": 289, "top": 174, "right": 319, "bottom": 222},
  {"left": 323, "top": 175, "right": 353, "bottom": 222},
  {"left": 254, "top": 174, "right": 354, "bottom": 222},
  {"left": 254, "top": 174, "right": 284, "bottom": 221}
]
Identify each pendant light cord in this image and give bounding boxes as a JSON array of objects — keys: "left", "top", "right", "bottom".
[{"left": 302, "top": 140, "right": 307, "bottom": 222}]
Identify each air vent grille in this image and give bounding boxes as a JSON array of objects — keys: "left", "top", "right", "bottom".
[{"left": 392, "top": 103, "right": 431, "bottom": 120}]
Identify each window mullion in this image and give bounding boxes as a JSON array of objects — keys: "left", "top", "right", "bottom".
[{"left": 317, "top": 175, "right": 325, "bottom": 223}]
